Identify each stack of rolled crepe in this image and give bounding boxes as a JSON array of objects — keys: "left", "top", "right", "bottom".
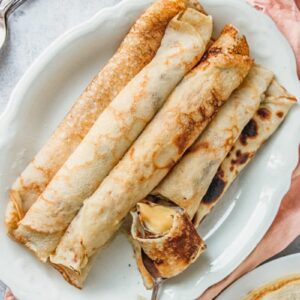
[
  {"left": 195, "top": 78, "right": 296, "bottom": 225},
  {"left": 130, "top": 63, "right": 273, "bottom": 287},
  {"left": 5, "top": 0, "right": 296, "bottom": 292},
  {"left": 130, "top": 62, "right": 296, "bottom": 288},
  {"left": 10, "top": 2, "right": 214, "bottom": 288},
  {"left": 5, "top": 0, "right": 193, "bottom": 233},
  {"left": 48, "top": 23, "right": 251, "bottom": 287}
]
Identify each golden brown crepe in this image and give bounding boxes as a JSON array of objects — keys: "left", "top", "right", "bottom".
[
  {"left": 131, "top": 201, "right": 206, "bottom": 279},
  {"left": 50, "top": 24, "right": 252, "bottom": 288},
  {"left": 5, "top": 0, "right": 188, "bottom": 234},
  {"left": 153, "top": 65, "right": 274, "bottom": 218},
  {"left": 129, "top": 64, "right": 275, "bottom": 288},
  {"left": 14, "top": 8, "right": 213, "bottom": 261},
  {"left": 130, "top": 74, "right": 296, "bottom": 288},
  {"left": 194, "top": 78, "right": 297, "bottom": 225},
  {"left": 242, "top": 274, "right": 300, "bottom": 300}
]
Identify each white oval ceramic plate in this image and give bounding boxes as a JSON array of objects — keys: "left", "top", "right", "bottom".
[
  {"left": 217, "top": 253, "right": 300, "bottom": 299},
  {"left": 0, "top": 0, "right": 299, "bottom": 300}
]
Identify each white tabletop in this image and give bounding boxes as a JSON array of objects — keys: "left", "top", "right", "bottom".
[{"left": 0, "top": 0, "right": 299, "bottom": 298}]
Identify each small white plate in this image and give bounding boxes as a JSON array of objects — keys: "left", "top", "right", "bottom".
[
  {"left": 0, "top": 0, "right": 299, "bottom": 300},
  {"left": 217, "top": 253, "right": 300, "bottom": 299}
]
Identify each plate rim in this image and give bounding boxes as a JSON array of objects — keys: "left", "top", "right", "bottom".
[
  {"left": 194, "top": 1, "right": 300, "bottom": 296},
  {"left": 217, "top": 253, "right": 300, "bottom": 299}
]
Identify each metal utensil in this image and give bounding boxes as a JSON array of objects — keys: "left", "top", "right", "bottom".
[
  {"left": 151, "top": 278, "right": 164, "bottom": 300},
  {"left": 140, "top": 250, "right": 165, "bottom": 300},
  {"left": 0, "top": 0, "right": 27, "bottom": 51}
]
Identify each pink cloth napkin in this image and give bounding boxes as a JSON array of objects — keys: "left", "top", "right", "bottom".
[
  {"left": 3, "top": 290, "right": 14, "bottom": 300},
  {"left": 247, "top": 0, "right": 300, "bottom": 78}
]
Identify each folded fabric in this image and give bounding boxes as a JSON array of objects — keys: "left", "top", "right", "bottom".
[{"left": 247, "top": 0, "right": 300, "bottom": 78}]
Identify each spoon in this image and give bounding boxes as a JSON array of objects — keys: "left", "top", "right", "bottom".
[{"left": 141, "top": 250, "right": 165, "bottom": 300}]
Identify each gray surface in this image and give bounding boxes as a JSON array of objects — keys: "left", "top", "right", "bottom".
[
  {"left": 0, "top": 0, "right": 119, "bottom": 111},
  {"left": 0, "top": 0, "right": 299, "bottom": 298}
]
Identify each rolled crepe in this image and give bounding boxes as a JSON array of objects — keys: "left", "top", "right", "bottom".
[
  {"left": 153, "top": 65, "right": 274, "bottom": 218},
  {"left": 14, "top": 8, "right": 213, "bottom": 261},
  {"left": 194, "top": 78, "right": 297, "bottom": 225},
  {"left": 130, "top": 64, "right": 273, "bottom": 288},
  {"left": 242, "top": 275, "right": 300, "bottom": 300},
  {"left": 5, "top": 0, "right": 188, "bottom": 233},
  {"left": 131, "top": 201, "right": 206, "bottom": 279},
  {"left": 50, "top": 24, "right": 252, "bottom": 288}
]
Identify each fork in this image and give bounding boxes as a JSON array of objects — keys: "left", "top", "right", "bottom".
[{"left": 0, "top": 0, "right": 27, "bottom": 51}]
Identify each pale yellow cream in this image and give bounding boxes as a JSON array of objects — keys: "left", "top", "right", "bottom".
[{"left": 138, "top": 203, "right": 174, "bottom": 235}]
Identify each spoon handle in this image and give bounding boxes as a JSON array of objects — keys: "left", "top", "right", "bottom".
[{"left": 151, "top": 278, "right": 163, "bottom": 300}]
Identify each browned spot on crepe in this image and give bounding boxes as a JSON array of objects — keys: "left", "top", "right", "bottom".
[
  {"left": 174, "top": 87, "right": 223, "bottom": 155},
  {"left": 207, "top": 47, "right": 222, "bottom": 56},
  {"left": 163, "top": 214, "right": 204, "bottom": 263},
  {"left": 173, "top": 119, "right": 197, "bottom": 154},
  {"left": 276, "top": 111, "right": 284, "bottom": 118},
  {"left": 240, "top": 119, "right": 258, "bottom": 145},
  {"left": 202, "top": 169, "right": 226, "bottom": 204},
  {"left": 231, "top": 150, "right": 250, "bottom": 165},
  {"left": 257, "top": 107, "right": 271, "bottom": 120}
]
